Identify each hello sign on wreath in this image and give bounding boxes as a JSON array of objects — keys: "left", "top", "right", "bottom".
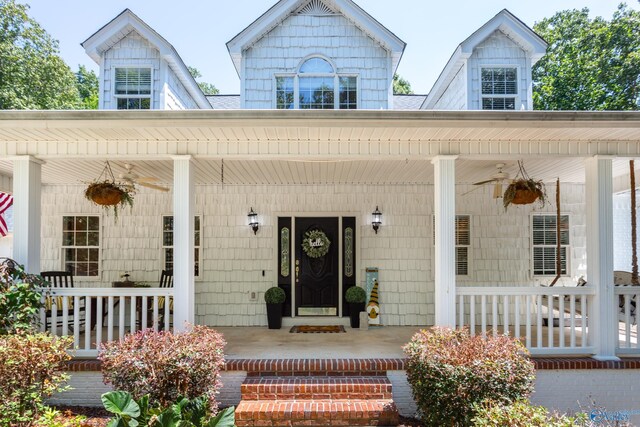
[{"left": 302, "top": 229, "right": 331, "bottom": 258}]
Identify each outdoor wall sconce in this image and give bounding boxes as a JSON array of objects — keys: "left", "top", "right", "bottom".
[
  {"left": 372, "top": 206, "right": 382, "bottom": 234},
  {"left": 248, "top": 207, "right": 259, "bottom": 235}
]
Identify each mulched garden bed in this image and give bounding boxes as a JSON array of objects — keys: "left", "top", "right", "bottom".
[{"left": 54, "top": 406, "right": 425, "bottom": 427}]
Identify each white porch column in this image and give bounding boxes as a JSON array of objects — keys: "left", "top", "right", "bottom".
[
  {"left": 432, "top": 155, "right": 458, "bottom": 327},
  {"left": 585, "top": 156, "right": 617, "bottom": 360},
  {"left": 173, "top": 156, "right": 195, "bottom": 331},
  {"left": 12, "top": 156, "right": 42, "bottom": 273}
]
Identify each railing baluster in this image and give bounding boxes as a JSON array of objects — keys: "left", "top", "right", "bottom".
[
  {"left": 558, "top": 296, "right": 565, "bottom": 348},
  {"left": 84, "top": 297, "right": 92, "bottom": 351},
  {"left": 73, "top": 296, "right": 80, "bottom": 349},
  {"left": 470, "top": 295, "right": 476, "bottom": 336},
  {"left": 141, "top": 296, "right": 148, "bottom": 330},
  {"left": 458, "top": 294, "right": 464, "bottom": 329},
  {"left": 50, "top": 298, "right": 57, "bottom": 336},
  {"left": 119, "top": 296, "right": 125, "bottom": 340},
  {"left": 492, "top": 295, "right": 498, "bottom": 337},
  {"left": 96, "top": 297, "right": 103, "bottom": 350},
  {"left": 481, "top": 295, "right": 487, "bottom": 336},
  {"left": 61, "top": 296, "right": 69, "bottom": 337},
  {"left": 569, "top": 295, "right": 576, "bottom": 348},
  {"left": 503, "top": 295, "right": 509, "bottom": 336},
  {"left": 107, "top": 296, "right": 114, "bottom": 342},
  {"left": 164, "top": 296, "right": 170, "bottom": 331},
  {"left": 153, "top": 296, "right": 159, "bottom": 331},
  {"left": 547, "top": 295, "right": 554, "bottom": 348},
  {"left": 624, "top": 295, "right": 631, "bottom": 348},
  {"left": 581, "top": 295, "right": 587, "bottom": 348},
  {"left": 130, "top": 296, "right": 137, "bottom": 334},
  {"left": 514, "top": 295, "right": 520, "bottom": 339},
  {"left": 536, "top": 295, "right": 543, "bottom": 348},
  {"left": 525, "top": 295, "right": 531, "bottom": 349}
]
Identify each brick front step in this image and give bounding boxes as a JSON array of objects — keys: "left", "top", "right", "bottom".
[
  {"left": 235, "top": 399, "right": 399, "bottom": 427},
  {"left": 241, "top": 376, "right": 393, "bottom": 400},
  {"left": 225, "top": 358, "right": 405, "bottom": 376}
]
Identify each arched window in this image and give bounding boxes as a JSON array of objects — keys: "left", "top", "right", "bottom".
[{"left": 275, "top": 57, "right": 357, "bottom": 110}]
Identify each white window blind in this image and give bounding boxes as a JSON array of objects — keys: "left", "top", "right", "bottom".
[
  {"left": 481, "top": 67, "right": 517, "bottom": 110},
  {"left": 532, "top": 214, "right": 569, "bottom": 276},
  {"left": 115, "top": 67, "right": 151, "bottom": 110},
  {"left": 434, "top": 215, "right": 471, "bottom": 276}
]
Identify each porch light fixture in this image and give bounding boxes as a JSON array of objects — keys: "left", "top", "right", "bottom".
[
  {"left": 248, "top": 207, "right": 259, "bottom": 235},
  {"left": 372, "top": 206, "right": 382, "bottom": 234}
]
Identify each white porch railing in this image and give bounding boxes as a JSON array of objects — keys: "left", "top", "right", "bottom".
[
  {"left": 457, "top": 286, "right": 596, "bottom": 355},
  {"left": 38, "top": 288, "right": 174, "bottom": 358},
  {"left": 615, "top": 286, "right": 639, "bottom": 354}
]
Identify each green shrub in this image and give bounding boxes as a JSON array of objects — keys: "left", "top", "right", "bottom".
[
  {"left": 403, "top": 327, "right": 535, "bottom": 427},
  {"left": 99, "top": 325, "right": 227, "bottom": 411},
  {"left": 264, "top": 286, "right": 285, "bottom": 304},
  {"left": 101, "top": 390, "right": 235, "bottom": 427},
  {"left": 473, "top": 400, "right": 589, "bottom": 427},
  {"left": 345, "top": 286, "right": 366, "bottom": 303},
  {"left": 0, "top": 258, "right": 45, "bottom": 334},
  {"left": 0, "top": 333, "right": 73, "bottom": 427}
]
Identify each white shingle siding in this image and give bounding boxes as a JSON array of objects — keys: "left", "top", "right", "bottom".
[
  {"left": 102, "top": 31, "right": 161, "bottom": 110},
  {"left": 432, "top": 64, "right": 467, "bottom": 110},
  {"left": 467, "top": 30, "right": 531, "bottom": 110},
  {"left": 243, "top": 14, "right": 391, "bottom": 109},
  {"left": 165, "top": 66, "right": 199, "bottom": 110},
  {"left": 39, "top": 182, "right": 588, "bottom": 326}
]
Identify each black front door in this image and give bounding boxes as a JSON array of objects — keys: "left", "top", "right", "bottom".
[{"left": 295, "top": 217, "right": 339, "bottom": 316}]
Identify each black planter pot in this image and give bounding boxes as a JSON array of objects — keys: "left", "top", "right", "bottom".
[
  {"left": 349, "top": 302, "right": 365, "bottom": 328},
  {"left": 266, "top": 303, "right": 283, "bottom": 329}
]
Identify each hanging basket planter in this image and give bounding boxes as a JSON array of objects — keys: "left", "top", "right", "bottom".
[
  {"left": 84, "top": 162, "right": 134, "bottom": 219},
  {"left": 503, "top": 161, "right": 547, "bottom": 211}
]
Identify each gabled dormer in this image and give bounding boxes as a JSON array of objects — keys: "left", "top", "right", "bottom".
[
  {"left": 82, "top": 9, "right": 210, "bottom": 110},
  {"left": 422, "top": 9, "right": 547, "bottom": 111},
  {"left": 226, "top": 0, "right": 405, "bottom": 110}
]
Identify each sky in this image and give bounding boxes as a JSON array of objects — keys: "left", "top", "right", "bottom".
[{"left": 23, "top": 0, "right": 640, "bottom": 95}]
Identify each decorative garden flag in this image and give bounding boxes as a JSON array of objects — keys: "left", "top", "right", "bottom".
[
  {"left": 367, "top": 280, "right": 380, "bottom": 325},
  {"left": 0, "top": 192, "right": 13, "bottom": 237}
]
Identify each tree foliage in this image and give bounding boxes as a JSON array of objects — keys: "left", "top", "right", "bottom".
[
  {"left": 188, "top": 66, "right": 219, "bottom": 95},
  {"left": 533, "top": 4, "right": 640, "bottom": 110},
  {"left": 75, "top": 65, "right": 98, "bottom": 109},
  {"left": 393, "top": 73, "right": 413, "bottom": 95},
  {"left": 0, "top": 0, "right": 80, "bottom": 109}
]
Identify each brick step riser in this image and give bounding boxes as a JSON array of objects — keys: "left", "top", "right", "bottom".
[
  {"left": 235, "top": 399, "right": 400, "bottom": 427},
  {"left": 245, "top": 370, "right": 388, "bottom": 377},
  {"left": 241, "top": 385, "right": 393, "bottom": 401}
]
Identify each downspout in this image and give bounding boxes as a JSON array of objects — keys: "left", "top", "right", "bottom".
[
  {"left": 550, "top": 178, "right": 561, "bottom": 286},
  {"left": 631, "top": 160, "right": 638, "bottom": 285}
]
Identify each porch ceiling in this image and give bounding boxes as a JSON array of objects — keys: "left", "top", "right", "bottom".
[
  {"left": 0, "top": 157, "right": 634, "bottom": 186},
  {"left": 0, "top": 110, "right": 639, "bottom": 187}
]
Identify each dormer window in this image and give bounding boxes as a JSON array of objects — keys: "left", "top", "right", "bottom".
[
  {"left": 275, "top": 57, "right": 358, "bottom": 110},
  {"left": 481, "top": 67, "right": 517, "bottom": 110},
  {"left": 115, "top": 67, "right": 151, "bottom": 110}
]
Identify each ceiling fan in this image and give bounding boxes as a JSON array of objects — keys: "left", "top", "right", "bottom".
[
  {"left": 119, "top": 163, "right": 170, "bottom": 192},
  {"left": 466, "top": 163, "right": 511, "bottom": 198}
]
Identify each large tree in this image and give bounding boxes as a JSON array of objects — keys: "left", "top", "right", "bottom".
[
  {"left": 533, "top": 4, "right": 640, "bottom": 110},
  {"left": 188, "top": 66, "right": 219, "bottom": 95},
  {"left": 0, "top": 0, "right": 80, "bottom": 109},
  {"left": 76, "top": 65, "right": 98, "bottom": 109},
  {"left": 393, "top": 73, "right": 413, "bottom": 95}
]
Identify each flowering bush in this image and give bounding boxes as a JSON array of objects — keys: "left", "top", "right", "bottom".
[
  {"left": 403, "top": 327, "right": 535, "bottom": 426},
  {"left": 473, "top": 400, "right": 589, "bottom": 427},
  {"left": 0, "top": 258, "right": 45, "bottom": 334},
  {"left": 0, "top": 333, "right": 72, "bottom": 427},
  {"left": 99, "top": 325, "right": 227, "bottom": 411}
]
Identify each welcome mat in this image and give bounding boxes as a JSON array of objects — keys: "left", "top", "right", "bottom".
[{"left": 289, "top": 325, "right": 346, "bottom": 333}]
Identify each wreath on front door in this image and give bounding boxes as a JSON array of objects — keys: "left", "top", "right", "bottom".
[{"left": 302, "top": 229, "right": 331, "bottom": 258}]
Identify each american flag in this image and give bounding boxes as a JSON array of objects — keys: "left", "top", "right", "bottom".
[{"left": 0, "top": 192, "right": 13, "bottom": 237}]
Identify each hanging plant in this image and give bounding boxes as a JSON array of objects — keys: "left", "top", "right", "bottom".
[
  {"left": 85, "top": 161, "right": 134, "bottom": 219},
  {"left": 302, "top": 229, "right": 331, "bottom": 258},
  {"left": 503, "top": 161, "right": 547, "bottom": 211}
]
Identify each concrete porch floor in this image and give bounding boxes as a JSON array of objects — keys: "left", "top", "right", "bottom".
[{"left": 216, "top": 326, "right": 424, "bottom": 359}]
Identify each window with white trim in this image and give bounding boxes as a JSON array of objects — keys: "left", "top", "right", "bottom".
[
  {"left": 275, "top": 57, "right": 357, "bottom": 110},
  {"left": 62, "top": 216, "right": 100, "bottom": 277},
  {"left": 162, "top": 215, "right": 201, "bottom": 277},
  {"left": 115, "top": 67, "right": 151, "bottom": 110},
  {"left": 433, "top": 215, "right": 471, "bottom": 276},
  {"left": 481, "top": 67, "right": 517, "bottom": 110},
  {"left": 532, "top": 214, "right": 569, "bottom": 276}
]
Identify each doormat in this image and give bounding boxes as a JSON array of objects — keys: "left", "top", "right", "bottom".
[{"left": 289, "top": 325, "right": 346, "bottom": 333}]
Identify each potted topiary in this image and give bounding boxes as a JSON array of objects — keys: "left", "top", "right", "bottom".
[
  {"left": 503, "top": 161, "right": 546, "bottom": 211},
  {"left": 345, "top": 286, "right": 367, "bottom": 328},
  {"left": 264, "top": 286, "right": 286, "bottom": 329}
]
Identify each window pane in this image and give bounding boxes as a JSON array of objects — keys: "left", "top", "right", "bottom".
[
  {"left": 63, "top": 216, "right": 99, "bottom": 277},
  {"left": 339, "top": 77, "right": 357, "bottom": 109},
  {"left": 163, "top": 232, "right": 173, "bottom": 247},
  {"left": 482, "top": 97, "right": 515, "bottom": 110},
  {"left": 75, "top": 216, "right": 87, "bottom": 231},
  {"left": 63, "top": 232, "right": 74, "bottom": 246},
  {"left": 115, "top": 68, "right": 151, "bottom": 95},
  {"left": 456, "top": 247, "right": 468, "bottom": 275},
  {"left": 88, "top": 216, "right": 99, "bottom": 230},
  {"left": 299, "top": 57, "right": 334, "bottom": 74},
  {"left": 76, "top": 248, "right": 88, "bottom": 262},
  {"left": 87, "top": 232, "right": 100, "bottom": 246},
  {"left": 300, "top": 77, "right": 334, "bottom": 109},
  {"left": 75, "top": 232, "right": 87, "bottom": 246},
  {"left": 481, "top": 68, "right": 517, "bottom": 95},
  {"left": 63, "top": 216, "right": 75, "bottom": 231},
  {"left": 89, "top": 248, "right": 99, "bottom": 261},
  {"left": 276, "top": 77, "right": 294, "bottom": 109},
  {"left": 163, "top": 216, "right": 173, "bottom": 230}
]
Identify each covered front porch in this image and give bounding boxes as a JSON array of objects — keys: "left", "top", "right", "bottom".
[{"left": 1, "top": 110, "right": 639, "bottom": 359}]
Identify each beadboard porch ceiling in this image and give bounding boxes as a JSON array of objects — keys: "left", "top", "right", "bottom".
[
  {"left": 0, "top": 157, "right": 635, "bottom": 187},
  {"left": 0, "top": 110, "right": 638, "bottom": 186}
]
